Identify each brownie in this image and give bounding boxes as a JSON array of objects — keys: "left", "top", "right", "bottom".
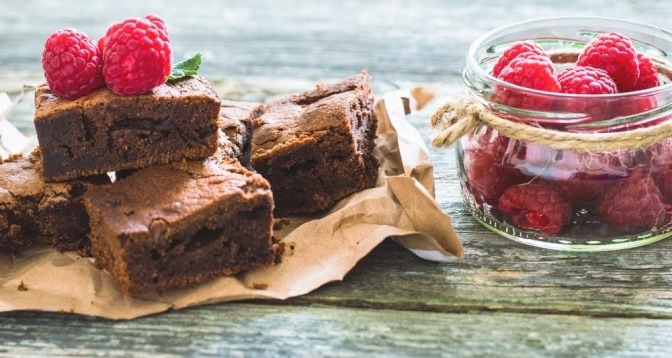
[
  {"left": 0, "top": 149, "right": 108, "bottom": 252},
  {"left": 218, "top": 100, "right": 263, "bottom": 168},
  {"left": 34, "top": 76, "right": 221, "bottom": 181},
  {"left": 251, "top": 71, "right": 379, "bottom": 216},
  {"left": 84, "top": 156, "right": 279, "bottom": 295},
  {"left": 112, "top": 100, "right": 260, "bottom": 182}
]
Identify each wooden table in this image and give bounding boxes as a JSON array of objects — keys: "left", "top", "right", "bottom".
[{"left": 2, "top": 1, "right": 672, "bottom": 356}]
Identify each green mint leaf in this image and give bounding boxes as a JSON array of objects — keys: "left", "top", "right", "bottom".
[{"left": 168, "top": 53, "right": 202, "bottom": 82}]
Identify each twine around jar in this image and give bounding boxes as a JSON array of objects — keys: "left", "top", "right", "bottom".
[{"left": 430, "top": 98, "right": 672, "bottom": 152}]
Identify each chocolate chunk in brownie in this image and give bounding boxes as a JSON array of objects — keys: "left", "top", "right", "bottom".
[
  {"left": 34, "top": 76, "right": 221, "bottom": 181},
  {"left": 84, "top": 157, "right": 279, "bottom": 295},
  {"left": 218, "top": 100, "right": 263, "bottom": 168},
  {"left": 251, "top": 71, "right": 379, "bottom": 216},
  {"left": 0, "top": 149, "right": 108, "bottom": 252}
]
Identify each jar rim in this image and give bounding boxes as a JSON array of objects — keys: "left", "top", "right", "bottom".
[{"left": 466, "top": 16, "right": 672, "bottom": 99}]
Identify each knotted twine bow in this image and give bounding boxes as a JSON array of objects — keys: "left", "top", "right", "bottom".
[{"left": 430, "top": 98, "right": 672, "bottom": 152}]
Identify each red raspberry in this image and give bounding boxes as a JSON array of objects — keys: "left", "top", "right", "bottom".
[
  {"left": 102, "top": 16, "right": 172, "bottom": 95},
  {"left": 576, "top": 32, "right": 639, "bottom": 92},
  {"left": 555, "top": 66, "right": 618, "bottom": 122},
  {"left": 558, "top": 66, "right": 617, "bottom": 94},
  {"left": 41, "top": 28, "right": 104, "bottom": 100},
  {"left": 472, "top": 127, "right": 520, "bottom": 162},
  {"left": 632, "top": 53, "right": 660, "bottom": 91},
  {"left": 498, "top": 183, "right": 571, "bottom": 235},
  {"left": 497, "top": 52, "right": 560, "bottom": 92},
  {"left": 143, "top": 14, "right": 168, "bottom": 34},
  {"left": 98, "top": 15, "right": 169, "bottom": 62},
  {"left": 597, "top": 170, "right": 666, "bottom": 228},
  {"left": 493, "top": 52, "right": 559, "bottom": 112},
  {"left": 492, "top": 41, "right": 547, "bottom": 77},
  {"left": 465, "top": 148, "right": 527, "bottom": 203}
]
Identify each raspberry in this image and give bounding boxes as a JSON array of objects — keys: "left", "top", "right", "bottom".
[
  {"left": 498, "top": 183, "right": 571, "bottom": 235},
  {"left": 597, "top": 170, "right": 666, "bottom": 228},
  {"left": 492, "top": 41, "right": 547, "bottom": 77},
  {"left": 465, "top": 148, "right": 527, "bottom": 203},
  {"left": 41, "top": 28, "right": 104, "bottom": 100},
  {"left": 472, "top": 127, "right": 520, "bottom": 162},
  {"left": 102, "top": 16, "right": 172, "bottom": 95},
  {"left": 632, "top": 52, "right": 660, "bottom": 91},
  {"left": 558, "top": 66, "right": 618, "bottom": 94},
  {"left": 98, "top": 15, "right": 169, "bottom": 61},
  {"left": 497, "top": 52, "right": 560, "bottom": 92},
  {"left": 143, "top": 14, "right": 168, "bottom": 34},
  {"left": 555, "top": 66, "right": 618, "bottom": 122},
  {"left": 576, "top": 32, "right": 639, "bottom": 92},
  {"left": 493, "top": 52, "right": 559, "bottom": 112}
]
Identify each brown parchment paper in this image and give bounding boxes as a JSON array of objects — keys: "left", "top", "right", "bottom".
[{"left": 0, "top": 88, "right": 464, "bottom": 319}]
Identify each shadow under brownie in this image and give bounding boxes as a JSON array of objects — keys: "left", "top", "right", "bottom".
[{"left": 251, "top": 71, "right": 379, "bottom": 216}]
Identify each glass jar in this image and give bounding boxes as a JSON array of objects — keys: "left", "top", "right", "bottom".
[{"left": 458, "top": 17, "right": 672, "bottom": 251}]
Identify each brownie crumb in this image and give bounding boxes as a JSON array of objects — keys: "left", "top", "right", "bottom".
[
  {"left": 253, "top": 283, "right": 268, "bottom": 290},
  {"left": 273, "top": 218, "right": 291, "bottom": 231},
  {"left": 17, "top": 281, "right": 28, "bottom": 292}
]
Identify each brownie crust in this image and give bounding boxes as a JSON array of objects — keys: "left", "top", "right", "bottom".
[
  {"left": 34, "top": 76, "right": 221, "bottom": 181},
  {"left": 85, "top": 158, "right": 278, "bottom": 295},
  {"left": 251, "top": 71, "right": 379, "bottom": 216}
]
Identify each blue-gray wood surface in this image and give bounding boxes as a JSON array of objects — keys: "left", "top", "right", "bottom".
[{"left": 2, "top": 0, "right": 672, "bottom": 356}]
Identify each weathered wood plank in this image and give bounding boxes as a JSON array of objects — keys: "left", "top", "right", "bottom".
[{"left": 1, "top": 304, "right": 672, "bottom": 357}]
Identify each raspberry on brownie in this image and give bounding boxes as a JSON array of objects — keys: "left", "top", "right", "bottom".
[
  {"left": 42, "top": 28, "right": 104, "bottom": 100},
  {"left": 251, "top": 71, "right": 379, "bottom": 216},
  {"left": 101, "top": 16, "right": 172, "bottom": 95}
]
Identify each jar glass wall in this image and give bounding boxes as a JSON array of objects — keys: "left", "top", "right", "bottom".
[{"left": 459, "top": 17, "right": 672, "bottom": 251}]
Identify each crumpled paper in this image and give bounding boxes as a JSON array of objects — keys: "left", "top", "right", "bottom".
[
  {"left": 0, "top": 88, "right": 464, "bottom": 319},
  {"left": 0, "top": 92, "right": 32, "bottom": 160}
]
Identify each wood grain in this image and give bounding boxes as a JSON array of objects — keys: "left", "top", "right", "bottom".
[
  {"left": 2, "top": 0, "right": 672, "bottom": 355},
  {"left": 3, "top": 303, "right": 672, "bottom": 357}
]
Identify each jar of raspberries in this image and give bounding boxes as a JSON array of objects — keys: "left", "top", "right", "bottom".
[{"left": 436, "top": 17, "right": 672, "bottom": 251}]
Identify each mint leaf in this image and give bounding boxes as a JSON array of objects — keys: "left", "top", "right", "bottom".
[{"left": 168, "top": 53, "right": 202, "bottom": 82}]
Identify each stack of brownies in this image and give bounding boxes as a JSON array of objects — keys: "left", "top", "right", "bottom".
[{"left": 0, "top": 71, "right": 378, "bottom": 295}]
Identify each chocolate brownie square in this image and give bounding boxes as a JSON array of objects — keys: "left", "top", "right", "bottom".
[
  {"left": 0, "top": 149, "right": 108, "bottom": 252},
  {"left": 34, "top": 77, "right": 221, "bottom": 181},
  {"left": 251, "top": 71, "right": 379, "bottom": 216},
  {"left": 84, "top": 157, "right": 279, "bottom": 295}
]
